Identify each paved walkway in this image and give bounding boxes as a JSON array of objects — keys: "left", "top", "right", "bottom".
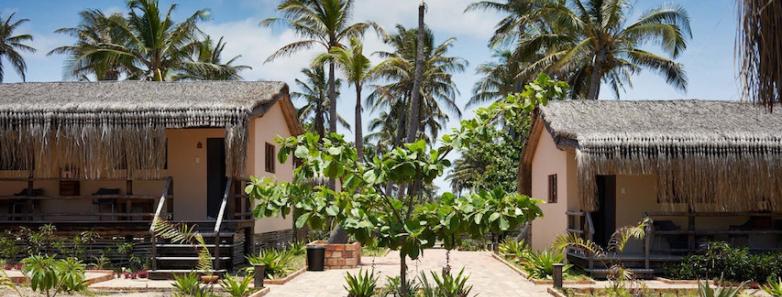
[{"left": 264, "top": 249, "right": 549, "bottom": 297}]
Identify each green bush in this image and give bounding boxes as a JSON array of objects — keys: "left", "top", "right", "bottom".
[
  {"left": 220, "top": 274, "right": 254, "bottom": 297},
  {"left": 498, "top": 238, "right": 528, "bottom": 262},
  {"left": 379, "top": 275, "right": 418, "bottom": 297},
  {"left": 173, "top": 272, "right": 215, "bottom": 297},
  {"left": 22, "top": 255, "right": 88, "bottom": 297},
  {"left": 664, "top": 242, "right": 782, "bottom": 282},
  {"left": 344, "top": 269, "right": 378, "bottom": 297},
  {"left": 763, "top": 277, "right": 782, "bottom": 297}
]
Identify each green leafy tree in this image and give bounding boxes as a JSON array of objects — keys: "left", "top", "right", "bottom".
[
  {"left": 448, "top": 74, "right": 568, "bottom": 194},
  {"left": 246, "top": 132, "right": 541, "bottom": 295},
  {"left": 0, "top": 13, "right": 36, "bottom": 82}
]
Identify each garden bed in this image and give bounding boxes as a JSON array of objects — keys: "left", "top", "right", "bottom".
[
  {"left": 3, "top": 269, "right": 114, "bottom": 286},
  {"left": 491, "top": 253, "right": 594, "bottom": 285},
  {"left": 549, "top": 287, "right": 700, "bottom": 297},
  {"left": 264, "top": 267, "right": 306, "bottom": 285}
]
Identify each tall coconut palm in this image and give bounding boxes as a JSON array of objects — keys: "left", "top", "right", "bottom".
[
  {"left": 737, "top": 0, "right": 782, "bottom": 111},
  {"left": 292, "top": 65, "right": 349, "bottom": 137},
  {"left": 94, "top": 0, "right": 209, "bottom": 81},
  {"left": 370, "top": 25, "right": 465, "bottom": 143},
  {"left": 261, "top": 0, "right": 381, "bottom": 136},
  {"left": 0, "top": 13, "right": 36, "bottom": 82},
  {"left": 407, "top": 1, "right": 426, "bottom": 143},
  {"left": 465, "top": 0, "right": 556, "bottom": 49},
  {"left": 172, "top": 36, "right": 251, "bottom": 81},
  {"left": 313, "top": 37, "right": 375, "bottom": 159},
  {"left": 49, "top": 9, "right": 138, "bottom": 81},
  {"left": 519, "top": 0, "right": 692, "bottom": 99},
  {"left": 468, "top": 49, "right": 522, "bottom": 107}
]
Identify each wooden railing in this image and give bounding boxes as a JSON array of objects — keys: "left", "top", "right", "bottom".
[
  {"left": 213, "top": 178, "right": 233, "bottom": 271},
  {"left": 566, "top": 210, "right": 653, "bottom": 270},
  {"left": 149, "top": 177, "right": 173, "bottom": 271}
]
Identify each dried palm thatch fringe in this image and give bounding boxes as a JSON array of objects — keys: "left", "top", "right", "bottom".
[
  {"left": 0, "top": 81, "right": 287, "bottom": 179},
  {"left": 737, "top": 0, "right": 782, "bottom": 111},
  {"left": 540, "top": 100, "right": 782, "bottom": 212}
]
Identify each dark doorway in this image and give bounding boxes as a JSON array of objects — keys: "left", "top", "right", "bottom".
[
  {"left": 206, "top": 138, "right": 227, "bottom": 219},
  {"left": 592, "top": 175, "right": 616, "bottom": 248}
]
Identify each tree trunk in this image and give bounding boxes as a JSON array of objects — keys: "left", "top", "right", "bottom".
[
  {"left": 355, "top": 84, "right": 364, "bottom": 161},
  {"left": 399, "top": 252, "right": 408, "bottom": 297},
  {"left": 586, "top": 49, "right": 606, "bottom": 100},
  {"left": 406, "top": 2, "right": 426, "bottom": 143},
  {"left": 315, "top": 91, "right": 325, "bottom": 139},
  {"left": 328, "top": 61, "right": 338, "bottom": 132}
]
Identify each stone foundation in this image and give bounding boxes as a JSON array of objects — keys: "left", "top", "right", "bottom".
[{"left": 310, "top": 241, "right": 361, "bottom": 269}]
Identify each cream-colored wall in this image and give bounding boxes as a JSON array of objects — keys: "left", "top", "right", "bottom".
[
  {"left": 246, "top": 102, "right": 295, "bottom": 234},
  {"left": 166, "top": 128, "right": 225, "bottom": 221},
  {"left": 530, "top": 129, "right": 572, "bottom": 250}
]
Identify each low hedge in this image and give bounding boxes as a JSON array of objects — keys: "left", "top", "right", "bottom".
[{"left": 664, "top": 242, "right": 782, "bottom": 282}]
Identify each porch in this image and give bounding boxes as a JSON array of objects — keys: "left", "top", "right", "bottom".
[{"left": 565, "top": 210, "right": 782, "bottom": 277}]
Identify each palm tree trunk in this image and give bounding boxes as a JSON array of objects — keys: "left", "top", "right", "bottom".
[
  {"left": 328, "top": 61, "right": 338, "bottom": 132},
  {"left": 406, "top": 2, "right": 426, "bottom": 143},
  {"left": 355, "top": 84, "right": 364, "bottom": 160},
  {"left": 315, "top": 93, "right": 325, "bottom": 139},
  {"left": 586, "top": 49, "right": 606, "bottom": 100}
]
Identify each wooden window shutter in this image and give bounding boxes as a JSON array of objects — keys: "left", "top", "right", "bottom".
[
  {"left": 548, "top": 174, "right": 558, "bottom": 203},
  {"left": 265, "top": 143, "right": 276, "bottom": 173}
]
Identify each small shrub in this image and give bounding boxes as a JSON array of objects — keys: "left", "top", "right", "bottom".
[
  {"left": 763, "top": 277, "right": 782, "bottom": 297},
  {"left": 247, "top": 249, "right": 293, "bottom": 279},
  {"left": 0, "top": 232, "right": 20, "bottom": 261},
  {"left": 418, "top": 268, "right": 474, "bottom": 297},
  {"left": 522, "top": 249, "right": 571, "bottom": 279},
  {"left": 220, "top": 274, "right": 254, "bottom": 297},
  {"left": 287, "top": 241, "right": 306, "bottom": 256},
  {"left": 22, "top": 255, "right": 88, "bottom": 297},
  {"left": 173, "top": 272, "right": 215, "bottom": 297},
  {"left": 457, "top": 238, "right": 488, "bottom": 251},
  {"left": 344, "top": 269, "right": 378, "bottom": 297}
]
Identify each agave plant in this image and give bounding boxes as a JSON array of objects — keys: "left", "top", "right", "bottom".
[
  {"left": 344, "top": 269, "right": 378, "bottom": 297},
  {"left": 246, "top": 249, "right": 293, "bottom": 279},
  {"left": 521, "top": 249, "right": 571, "bottom": 279},
  {"left": 763, "top": 277, "right": 782, "bottom": 297},
  {"left": 498, "top": 238, "right": 528, "bottom": 262},
  {"left": 220, "top": 274, "right": 254, "bottom": 297},
  {"left": 418, "top": 268, "right": 474, "bottom": 297},
  {"left": 173, "top": 272, "right": 215, "bottom": 297},
  {"left": 698, "top": 279, "right": 747, "bottom": 297},
  {"left": 379, "top": 275, "right": 418, "bottom": 297}
]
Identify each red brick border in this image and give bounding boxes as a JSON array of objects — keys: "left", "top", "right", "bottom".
[{"left": 309, "top": 241, "right": 361, "bottom": 269}]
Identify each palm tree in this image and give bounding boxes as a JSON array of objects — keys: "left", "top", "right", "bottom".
[
  {"left": 292, "top": 65, "right": 350, "bottom": 137},
  {"left": 261, "top": 0, "right": 381, "bottom": 135},
  {"left": 737, "top": 0, "right": 782, "bottom": 112},
  {"left": 314, "top": 37, "right": 375, "bottom": 159},
  {"left": 0, "top": 13, "right": 36, "bottom": 82},
  {"left": 49, "top": 9, "right": 137, "bottom": 81},
  {"left": 519, "top": 0, "right": 692, "bottom": 99},
  {"left": 370, "top": 25, "right": 465, "bottom": 144},
  {"left": 407, "top": 1, "right": 426, "bottom": 143},
  {"left": 172, "top": 36, "right": 251, "bottom": 80},
  {"left": 465, "top": 0, "right": 556, "bottom": 49},
  {"left": 94, "top": 0, "right": 209, "bottom": 81},
  {"left": 468, "top": 49, "right": 521, "bottom": 107}
]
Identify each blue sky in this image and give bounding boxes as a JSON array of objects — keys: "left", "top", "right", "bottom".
[{"left": 1, "top": 0, "right": 740, "bottom": 190}]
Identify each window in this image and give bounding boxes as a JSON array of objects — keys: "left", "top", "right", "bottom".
[
  {"left": 265, "top": 142, "right": 276, "bottom": 173},
  {"left": 548, "top": 174, "right": 558, "bottom": 203}
]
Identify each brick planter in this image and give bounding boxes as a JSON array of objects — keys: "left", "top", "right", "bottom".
[{"left": 310, "top": 241, "right": 361, "bottom": 269}]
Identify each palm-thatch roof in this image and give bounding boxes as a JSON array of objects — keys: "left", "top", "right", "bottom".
[
  {"left": 521, "top": 100, "right": 782, "bottom": 212},
  {"left": 0, "top": 81, "right": 293, "bottom": 179}
]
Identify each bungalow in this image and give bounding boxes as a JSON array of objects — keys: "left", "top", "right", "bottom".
[
  {"left": 0, "top": 81, "right": 302, "bottom": 275},
  {"left": 519, "top": 100, "right": 782, "bottom": 275}
]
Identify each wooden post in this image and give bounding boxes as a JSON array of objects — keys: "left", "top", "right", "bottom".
[
  {"left": 644, "top": 220, "right": 652, "bottom": 269},
  {"left": 553, "top": 263, "right": 564, "bottom": 289},
  {"left": 687, "top": 212, "right": 696, "bottom": 252},
  {"left": 254, "top": 264, "right": 265, "bottom": 288},
  {"left": 214, "top": 231, "right": 221, "bottom": 271}
]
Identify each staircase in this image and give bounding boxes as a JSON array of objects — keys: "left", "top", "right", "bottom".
[{"left": 148, "top": 227, "right": 243, "bottom": 280}]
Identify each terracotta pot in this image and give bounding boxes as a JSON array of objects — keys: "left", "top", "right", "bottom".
[
  {"left": 137, "top": 270, "right": 149, "bottom": 279},
  {"left": 200, "top": 275, "right": 219, "bottom": 284}
]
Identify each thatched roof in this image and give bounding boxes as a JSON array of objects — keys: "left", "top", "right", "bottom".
[
  {"left": 541, "top": 100, "right": 782, "bottom": 149},
  {"left": 0, "top": 81, "right": 294, "bottom": 179},
  {"left": 521, "top": 100, "right": 782, "bottom": 212},
  {"left": 0, "top": 81, "right": 288, "bottom": 125}
]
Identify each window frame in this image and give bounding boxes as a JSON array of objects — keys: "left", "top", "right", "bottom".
[
  {"left": 265, "top": 142, "right": 276, "bottom": 173},
  {"left": 548, "top": 174, "right": 558, "bottom": 203}
]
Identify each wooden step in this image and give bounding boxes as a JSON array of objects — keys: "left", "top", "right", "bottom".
[
  {"left": 155, "top": 256, "right": 232, "bottom": 261},
  {"left": 148, "top": 269, "right": 227, "bottom": 280}
]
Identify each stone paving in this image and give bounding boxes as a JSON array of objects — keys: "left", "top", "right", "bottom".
[{"left": 264, "top": 249, "right": 550, "bottom": 297}]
